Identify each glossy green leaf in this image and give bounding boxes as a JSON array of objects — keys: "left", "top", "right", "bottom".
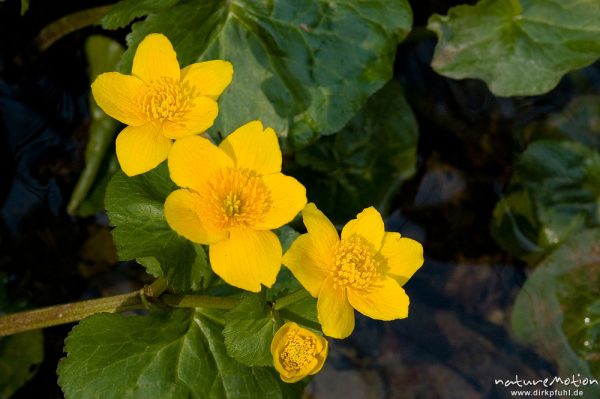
[
  {"left": 67, "top": 36, "right": 124, "bottom": 216},
  {"left": 223, "top": 293, "right": 277, "bottom": 367},
  {"left": 288, "top": 80, "right": 418, "bottom": 223},
  {"left": 491, "top": 139, "right": 600, "bottom": 263},
  {"left": 512, "top": 228, "right": 600, "bottom": 387},
  {"left": 0, "top": 330, "right": 44, "bottom": 399},
  {"left": 428, "top": 0, "right": 600, "bottom": 96},
  {"left": 103, "top": 0, "right": 412, "bottom": 149},
  {"left": 105, "top": 163, "right": 211, "bottom": 292},
  {"left": 100, "top": 0, "right": 180, "bottom": 29},
  {"left": 58, "top": 310, "right": 302, "bottom": 399}
]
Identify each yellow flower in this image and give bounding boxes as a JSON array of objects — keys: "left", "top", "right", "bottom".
[
  {"left": 282, "top": 203, "right": 424, "bottom": 339},
  {"left": 271, "top": 322, "right": 328, "bottom": 383},
  {"left": 91, "top": 33, "right": 233, "bottom": 176},
  {"left": 164, "top": 120, "right": 307, "bottom": 292}
]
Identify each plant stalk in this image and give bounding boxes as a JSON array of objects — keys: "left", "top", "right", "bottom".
[
  {"left": 0, "top": 279, "right": 237, "bottom": 337},
  {"left": 273, "top": 290, "right": 310, "bottom": 310}
]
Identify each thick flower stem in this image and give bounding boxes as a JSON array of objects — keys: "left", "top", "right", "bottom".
[
  {"left": 161, "top": 294, "right": 239, "bottom": 310},
  {"left": 0, "top": 291, "right": 143, "bottom": 337},
  {"left": 0, "top": 279, "right": 237, "bottom": 337},
  {"left": 273, "top": 290, "right": 311, "bottom": 310}
]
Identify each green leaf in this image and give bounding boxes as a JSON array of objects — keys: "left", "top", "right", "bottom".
[
  {"left": 267, "top": 268, "right": 302, "bottom": 301},
  {"left": 280, "top": 296, "right": 320, "bottom": 331},
  {"left": 428, "top": 0, "right": 600, "bottom": 96},
  {"left": 58, "top": 310, "right": 302, "bottom": 399},
  {"left": 558, "top": 261, "right": 600, "bottom": 377},
  {"left": 523, "top": 95, "right": 600, "bottom": 151},
  {"left": 512, "top": 228, "right": 600, "bottom": 387},
  {"left": 223, "top": 293, "right": 276, "bottom": 367},
  {"left": 288, "top": 80, "right": 418, "bottom": 223},
  {"left": 67, "top": 35, "right": 124, "bottom": 216},
  {"left": 105, "top": 163, "right": 211, "bottom": 292},
  {"left": 104, "top": 0, "right": 412, "bottom": 149},
  {"left": 100, "top": 0, "right": 180, "bottom": 29},
  {"left": 0, "top": 330, "right": 44, "bottom": 399},
  {"left": 491, "top": 139, "right": 600, "bottom": 263},
  {"left": 274, "top": 226, "right": 299, "bottom": 253}
]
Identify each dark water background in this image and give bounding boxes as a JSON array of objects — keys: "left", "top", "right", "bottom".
[{"left": 1, "top": 0, "right": 597, "bottom": 397}]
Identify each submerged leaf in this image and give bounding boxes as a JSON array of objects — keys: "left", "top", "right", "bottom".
[
  {"left": 491, "top": 139, "right": 600, "bottom": 263},
  {"left": 512, "top": 229, "right": 600, "bottom": 387},
  {"left": 428, "top": 0, "right": 600, "bottom": 96}
]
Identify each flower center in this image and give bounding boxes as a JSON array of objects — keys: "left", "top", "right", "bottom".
[
  {"left": 331, "top": 237, "right": 379, "bottom": 290},
  {"left": 197, "top": 167, "right": 271, "bottom": 229},
  {"left": 279, "top": 332, "right": 318, "bottom": 372},
  {"left": 139, "top": 77, "right": 193, "bottom": 121}
]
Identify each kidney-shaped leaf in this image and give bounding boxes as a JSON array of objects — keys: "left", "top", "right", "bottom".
[
  {"left": 103, "top": 0, "right": 413, "bottom": 149},
  {"left": 428, "top": 0, "right": 600, "bottom": 96},
  {"left": 58, "top": 310, "right": 302, "bottom": 399}
]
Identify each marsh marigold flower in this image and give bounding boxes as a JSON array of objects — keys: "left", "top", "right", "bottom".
[
  {"left": 271, "top": 322, "right": 328, "bottom": 383},
  {"left": 91, "top": 33, "right": 233, "bottom": 176},
  {"left": 283, "top": 203, "right": 424, "bottom": 339},
  {"left": 164, "top": 120, "right": 307, "bottom": 292}
]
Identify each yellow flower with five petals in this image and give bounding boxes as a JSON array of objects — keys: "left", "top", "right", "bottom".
[
  {"left": 91, "top": 33, "right": 233, "bottom": 176},
  {"left": 271, "top": 322, "right": 328, "bottom": 383},
  {"left": 283, "top": 203, "right": 424, "bottom": 339},
  {"left": 164, "top": 120, "right": 307, "bottom": 292}
]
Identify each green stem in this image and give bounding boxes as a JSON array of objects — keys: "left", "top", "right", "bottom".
[
  {"left": 273, "top": 290, "right": 310, "bottom": 310},
  {"left": 0, "top": 291, "right": 143, "bottom": 337},
  {"left": 0, "top": 280, "right": 238, "bottom": 337},
  {"left": 162, "top": 294, "right": 239, "bottom": 310}
]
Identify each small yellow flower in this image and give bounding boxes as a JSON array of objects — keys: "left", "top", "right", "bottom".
[
  {"left": 283, "top": 203, "right": 424, "bottom": 339},
  {"left": 271, "top": 322, "right": 328, "bottom": 383},
  {"left": 91, "top": 33, "right": 233, "bottom": 176},
  {"left": 164, "top": 120, "right": 307, "bottom": 292}
]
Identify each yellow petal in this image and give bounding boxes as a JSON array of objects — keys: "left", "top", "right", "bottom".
[
  {"left": 254, "top": 173, "right": 307, "bottom": 230},
  {"left": 302, "top": 202, "right": 339, "bottom": 265},
  {"left": 162, "top": 96, "right": 219, "bottom": 139},
  {"left": 132, "top": 33, "right": 180, "bottom": 82},
  {"left": 317, "top": 279, "right": 355, "bottom": 339},
  {"left": 379, "top": 232, "right": 424, "bottom": 286},
  {"left": 209, "top": 227, "right": 281, "bottom": 292},
  {"left": 341, "top": 207, "right": 385, "bottom": 252},
  {"left": 282, "top": 234, "right": 330, "bottom": 297},
  {"left": 91, "top": 72, "right": 145, "bottom": 126},
  {"left": 115, "top": 123, "right": 172, "bottom": 176},
  {"left": 180, "top": 60, "right": 233, "bottom": 99},
  {"left": 167, "top": 135, "right": 233, "bottom": 191},
  {"left": 309, "top": 338, "right": 329, "bottom": 376},
  {"left": 347, "top": 277, "right": 409, "bottom": 321},
  {"left": 219, "top": 121, "right": 281, "bottom": 175},
  {"left": 164, "top": 189, "right": 228, "bottom": 244}
]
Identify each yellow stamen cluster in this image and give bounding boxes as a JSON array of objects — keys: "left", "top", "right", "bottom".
[
  {"left": 332, "top": 237, "right": 378, "bottom": 290},
  {"left": 139, "top": 77, "right": 193, "bottom": 121},
  {"left": 279, "top": 332, "right": 318, "bottom": 372},
  {"left": 198, "top": 167, "right": 272, "bottom": 229}
]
